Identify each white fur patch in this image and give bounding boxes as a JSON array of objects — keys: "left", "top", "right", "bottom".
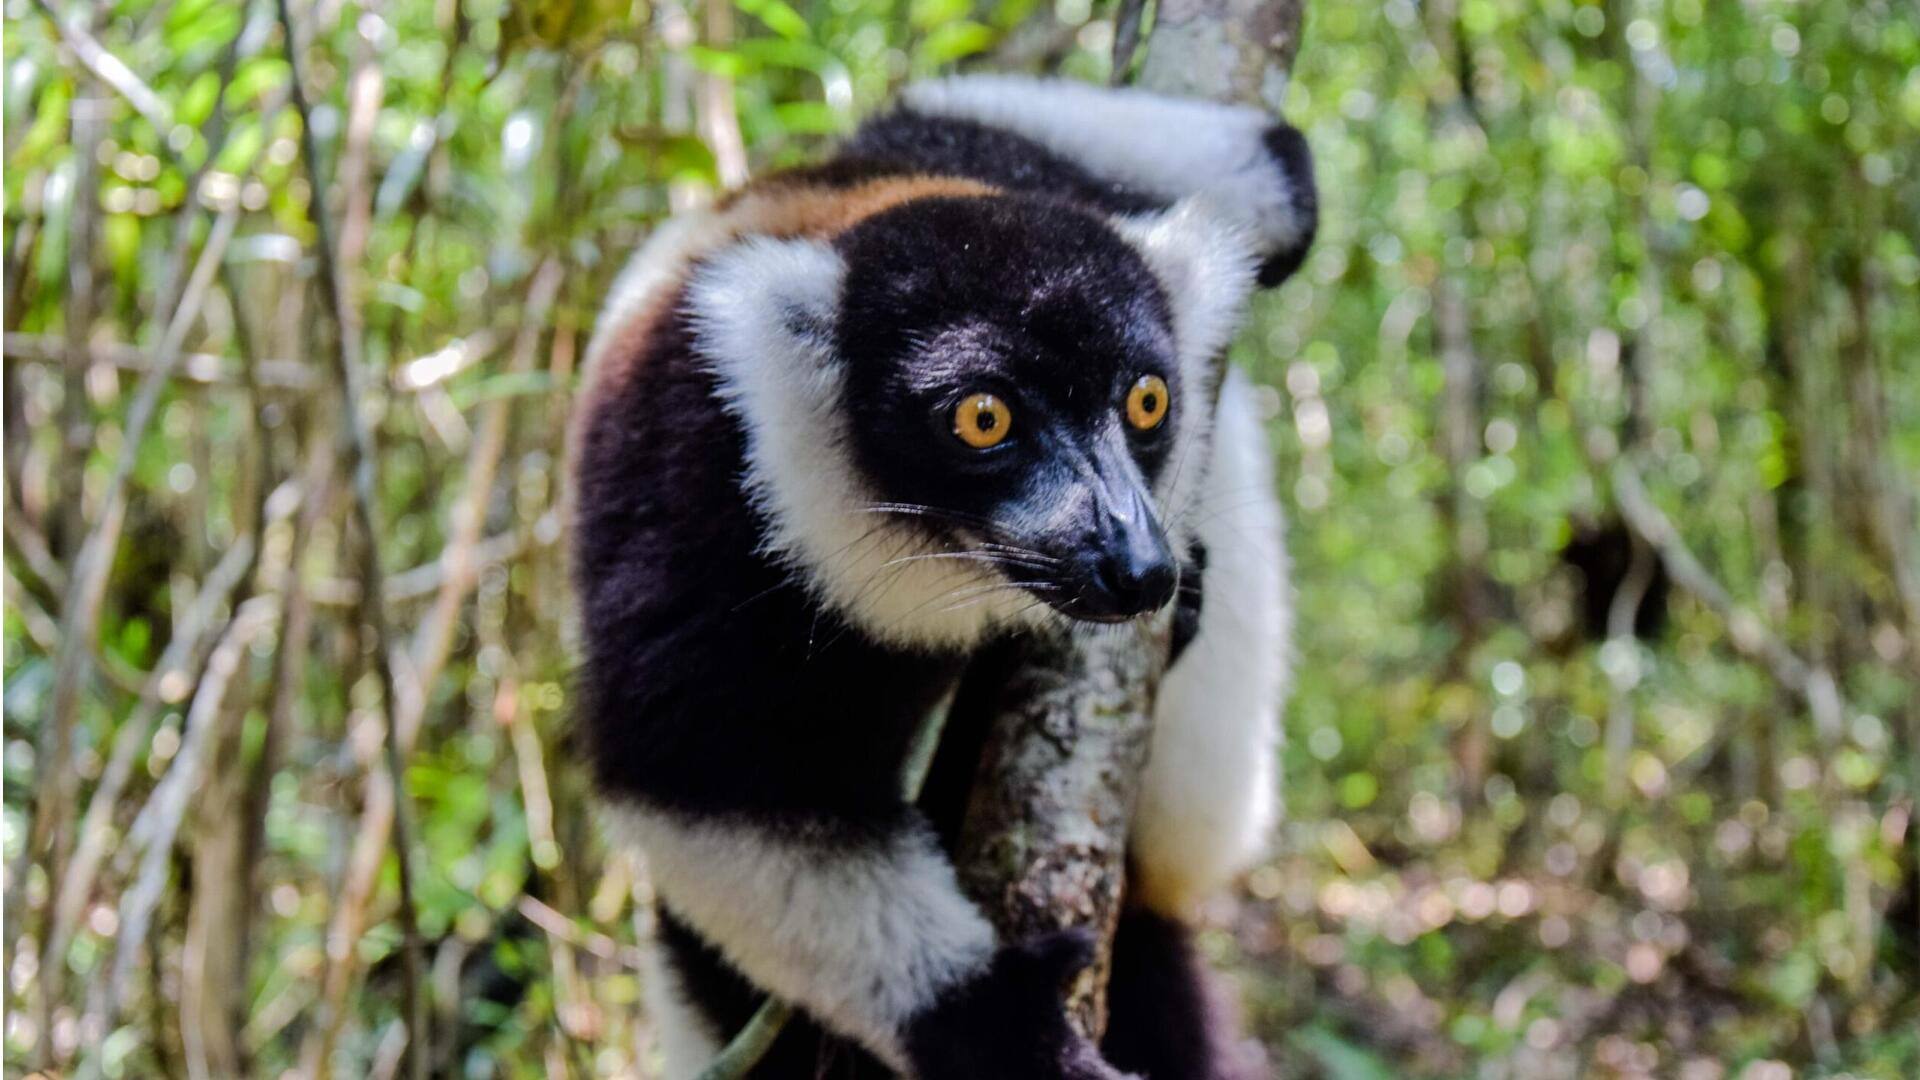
[
  {"left": 642, "top": 939, "right": 723, "bottom": 1080},
  {"left": 1132, "top": 369, "right": 1291, "bottom": 916},
  {"left": 903, "top": 74, "right": 1311, "bottom": 256},
  {"left": 1114, "top": 198, "right": 1260, "bottom": 530},
  {"left": 608, "top": 806, "right": 996, "bottom": 1070},
  {"left": 687, "top": 237, "right": 1045, "bottom": 650}
]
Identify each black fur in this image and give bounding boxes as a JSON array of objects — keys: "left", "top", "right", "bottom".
[
  {"left": 654, "top": 893, "right": 1266, "bottom": 1079},
  {"left": 1256, "top": 125, "right": 1317, "bottom": 287},
  {"left": 844, "top": 111, "right": 1164, "bottom": 216},
  {"left": 905, "top": 929, "right": 1126, "bottom": 1080},
  {"left": 1170, "top": 540, "right": 1209, "bottom": 664},
  {"left": 1104, "top": 910, "right": 1266, "bottom": 1080}
]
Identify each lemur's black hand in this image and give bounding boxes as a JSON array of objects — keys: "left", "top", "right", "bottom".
[
  {"left": 904, "top": 929, "right": 1139, "bottom": 1080},
  {"left": 1169, "top": 540, "right": 1209, "bottom": 666},
  {"left": 1256, "top": 124, "right": 1317, "bottom": 288}
]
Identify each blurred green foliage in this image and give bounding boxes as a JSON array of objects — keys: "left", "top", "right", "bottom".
[{"left": 4, "top": 0, "right": 1918, "bottom": 1077}]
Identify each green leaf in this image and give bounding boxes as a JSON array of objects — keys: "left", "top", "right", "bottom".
[
  {"left": 770, "top": 101, "right": 850, "bottom": 136},
  {"left": 1289, "top": 1026, "right": 1399, "bottom": 1080},
  {"left": 917, "top": 21, "right": 996, "bottom": 65},
  {"left": 739, "top": 0, "right": 812, "bottom": 41},
  {"left": 909, "top": 0, "right": 974, "bottom": 31}
]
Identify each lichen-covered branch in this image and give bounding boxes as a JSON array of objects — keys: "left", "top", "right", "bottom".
[
  {"left": 1136, "top": 0, "right": 1304, "bottom": 109},
  {"left": 955, "top": 625, "right": 1167, "bottom": 1036}
]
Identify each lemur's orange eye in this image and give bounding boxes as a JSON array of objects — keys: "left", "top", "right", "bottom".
[
  {"left": 1126, "top": 375, "right": 1170, "bottom": 431},
  {"left": 953, "top": 393, "right": 1012, "bottom": 449}
]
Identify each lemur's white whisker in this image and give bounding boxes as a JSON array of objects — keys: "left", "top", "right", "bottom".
[
  {"left": 732, "top": 521, "right": 903, "bottom": 613},
  {"left": 972, "top": 542, "right": 1063, "bottom": 566},
  {"left": 926, "top": 582, "right": 1059, "bottom": 619},
  {"left": 860, "top": 502, "right": 998, "bottom": 531},
  {"left": 877, "top": 549, "right": 1056, "bottom": 573}
]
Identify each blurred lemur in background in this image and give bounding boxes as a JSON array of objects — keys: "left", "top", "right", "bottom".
[{"left": 568, "top": 76, "right": 1315, "bottom": 1079}]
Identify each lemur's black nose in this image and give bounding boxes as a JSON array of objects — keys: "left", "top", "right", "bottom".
[
  {"left": 1066, "top": 470, "right": 1178, "bottom": 620},
  {"left": 1088, "top": 548, "right": 1178, "bottom": 618}
]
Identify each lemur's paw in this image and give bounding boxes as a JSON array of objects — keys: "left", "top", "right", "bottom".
[
  {"left": 1255, "top": 123, "right": 1317, "bottom": 288},
  {"left": 905, "top": 929, "right": 1138, "bottom": 1080},
  {"left": 1169, "top": 540, "right": 1209, "bottom": 666}
]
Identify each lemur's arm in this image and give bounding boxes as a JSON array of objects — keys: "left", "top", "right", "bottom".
[
  {"left": 891, "top": 75, "right": 1317, "bottom": 285},
  {"left": 591, "top": 581, "right": 1125, "bottom": 1075},
  {"left": 618, "top": 797, "right": 1112, "bottom": 1078}
]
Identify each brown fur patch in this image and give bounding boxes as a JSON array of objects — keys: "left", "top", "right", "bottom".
[
  {"left": 580, "top": 174, "right": 999, "bottom": 408},
  {"left": 723, "top": 175, "right": 998, "bottom": 240}
]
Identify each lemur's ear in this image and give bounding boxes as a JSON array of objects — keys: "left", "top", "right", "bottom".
[
  {"left": 1255, "top": 123, "right": 1318, "bottom": 286},
  {"left": 688, "top": 236, "right": 844, "bottom": 364},
  {"left": 1114, "top": 197, "right": 1261, "bottom": 375}
]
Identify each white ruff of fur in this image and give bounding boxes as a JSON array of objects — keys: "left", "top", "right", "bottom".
[
  {"left": 1112, "top": 198, "right": 1261, "bottom": 532},
  {"left": 607, "top": 806, "right": 996, "bottom": 1071},
  {"left": 1132, "top": 369, "right": 1292, "bottom": 916},
  {"left": 687, "top": 237, "right": 1040, "bottom": 650},
  {"left": 904, "top": 74, "right": 1311, "bottom": 257}
]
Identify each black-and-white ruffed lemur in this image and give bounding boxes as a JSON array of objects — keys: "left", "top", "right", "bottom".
[{"left": 569, "top": 75, "right": 1314, "bottom": 1080}]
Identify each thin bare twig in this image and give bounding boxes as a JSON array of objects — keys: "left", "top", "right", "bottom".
[
  {"left": 696, "top": 0, "right": 749, "bottom": 190},
  {"left": 514, "top": 896, "right": 649, "bottom": 972},
  {"left": 21, "top": 72, "right": 106, "bottom": 977},
  {"left": 273, "top": 0, "right": 427, "bottom": 1070},
  {"left": 413, "top": 260, "right": 562, "bottom": 689},
  {"left": 308, "top": 525, "right": 545, "bottom": 608},
  {"left": 107, "top": 593, "right": 280, "bottom": 1020},
  {"left": 1601, "top": 532, "right": 1657, "bottom": 803},
  {"left": 4, "top": 501, "right": 68, "bottom": 595},
  {"left": 4, "top": 332, "right": 315, "bottom": 389},
  {"left": 46, "top": 534, "right": 260, "bottom": 1029},
  {"left": 1110, "top": 0, "right": 1151, "bottom": 84},
  {"left": 305, "top": 258, "right": 563, "bottom": 1073},
  {"left": 3, "top": 568, "right": 65, "bottom": 654},
  {"left": 1, "top": 569, "right": 146, "bottom": 698},
  {"left": 238, "top": 431, "right": 334, "bottom": 1018},
  {"left": 29, "top": 0, "right": 174, "bottom": 134},
  {"left": 1611, "top": 457, "right": 1849, "bottom": 736}
]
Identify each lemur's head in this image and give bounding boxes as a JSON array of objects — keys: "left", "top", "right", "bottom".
[{"left": 692, "top": 191, "right": 1257, "bottom": 650}]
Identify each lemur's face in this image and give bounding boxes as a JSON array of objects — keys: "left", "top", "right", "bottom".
[{"left": 833, "top": 196, "right": 1187, "bottom": 623}]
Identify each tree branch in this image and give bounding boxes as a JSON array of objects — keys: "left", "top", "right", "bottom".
[
  {"left": 29, "top": 0, "right": 174, "bottom": 134},
  {"left": 956, "top": 626, "right": 1167, "bottom": 1034},
  {"left": 1136, "top": 0, "right": 1304, "bottom": 109}
]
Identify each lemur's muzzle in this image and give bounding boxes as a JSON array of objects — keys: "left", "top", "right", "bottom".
[{"left": 1034, "top": 457, "right": 1177, "bottom": 623}]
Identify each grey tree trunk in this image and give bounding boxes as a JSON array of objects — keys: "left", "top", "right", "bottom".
[
  {"left": 955, "top": 625, "right": 1169, "bottom": 1036},
  {"left": 954, "top": 0, "right": 1306, "bottom": 1037}
]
